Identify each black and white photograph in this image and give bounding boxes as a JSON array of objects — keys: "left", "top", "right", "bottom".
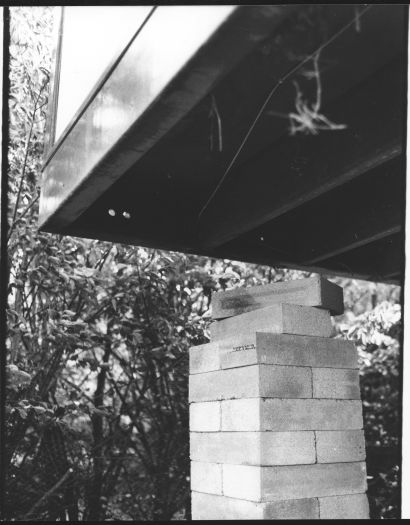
[{"left": 0, "top": 4, "right": 408, "bottom": 520}]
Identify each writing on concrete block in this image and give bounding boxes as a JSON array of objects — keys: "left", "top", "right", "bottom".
[
  {"left": 220, "top": 333, "right": 358, "bottom": 370},
  {"left": 232, "top": 343, "right": 256, "bottom": 352}
]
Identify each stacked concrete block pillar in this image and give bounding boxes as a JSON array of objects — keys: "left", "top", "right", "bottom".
[{"left": 189, "top": 276, "right": 369, "bottom": 520}]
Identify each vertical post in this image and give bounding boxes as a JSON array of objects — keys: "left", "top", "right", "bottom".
[{"left": 189, "top": 277, "right": 369, "bottom": 520}]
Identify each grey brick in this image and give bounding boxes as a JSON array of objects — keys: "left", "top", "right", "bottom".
[
  {"left": 262, "top": 462, "right": 368, "bottom": 501},
  {"left": 319, "top": 493, "right": 370, "bottom": 519},
  {"left": 191, "top": 461, "right": 222, "bottom": 495},
  {"left": 261, "top": 399, "right": 364, "bottom": 431},
  {"left": 221, "top": 398, "right": 261, "bottom": 431},
  {"left": 189, "top": 367, "right": 259, "bottom": 402},
  {"left": 190, "top": 431, "right": 315, "bottom": 465},
  {"left": 316, "top": 430, "right": 366, "bottom": 463},
  {"left": 212, "top": 276, "right": 343, "bottom": 319},
  {"left": 264, "top": 498, "right": 320, "bottom": 519},
  {"left": 313, "top": 368, "right": 361, "bottom": 399},
  {"left": 222, "top": 462, "right": 367, "bottom": 502},
  {"left": 221, "top": 398, "right": 363, "bottom": 431},
  {"left": 189, "top": 365, "right": 312, "bottom": 402},
  {"left": 210, "top": 303, "right": 333, "bottom": 342},
  {"left": 190, "top": 401, "right": 220, "bottom": 432},
  {"left": 191, "top": 492, "right": 320, "bottom": 520},
  {"left": 191, "top": 492, "right": 264, "bottom": 519},
  {"left": 189, "top": 342, "right": 220, "bottom": 374},
  {"left": 220, "top": 333, "right": 358, "bottom": 370}
]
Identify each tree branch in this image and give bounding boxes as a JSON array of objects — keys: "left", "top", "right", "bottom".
[{"left": 22, "top": 468, "right": 73, "bottom": 520}]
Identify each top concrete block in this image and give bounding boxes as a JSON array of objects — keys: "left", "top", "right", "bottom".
[
  {"left": 211, "top": 276, "right": 343, "bottom": 319},
  {"left": 210, "top": 303, "right": 334, "bottom": 342}
]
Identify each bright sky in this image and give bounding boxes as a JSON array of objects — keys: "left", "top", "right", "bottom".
[{"left": 55, "top": 6, "right": 152, "bottom": 141}]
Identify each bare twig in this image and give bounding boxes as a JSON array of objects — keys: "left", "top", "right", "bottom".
[
  {"left": 7, "top": 193, "right": 39, "bottom": 242},
  {"left": 10, "top": 84, "right": 45, "bottom": 230},
  {"left": 209, "top": 95, "right": 223, "bottom": 152},
  {"left": 60, "top": 375, "right": 95, "bottom": 404},
  {"left": 22, "top": 468, "right": 73, "bottom": 520},
  {"left": 197, "top": 5, "right": 371, "bottom": 221},
  {"left": 96, "top": 245, "right": 114, "bottom": 271}
]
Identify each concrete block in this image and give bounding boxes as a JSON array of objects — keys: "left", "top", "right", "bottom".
[
  {"left": 192, "top": 492, "right": 319, "bottom": 520},
  {"left": 191, "top": 491, "right": 264, "bottom": 519},
  {"left": 221, "top": 398, "right": 261, "bottom": 431},
  {"left": 262, "top": 462, "right": 368, "bottom": 502},
  {"left": 189, "top": 342, "right": 220, "bottom": 374},
  {"left": 259, "top": 431, "right": 316, "bottom": 465},
  {"left": 223, "top": 462, "right": 367, "bottom": 502},
  {"left": 269, "top": 333, "right": 356, "bottom": 367},
  {"left": 189, "top": 366, "right": 259, "bottom": 402},
  {"left": 319, "top": 493, "right": 370, "bottom": 519},
  {"left": 221, "top": 398, "right": 363, "bottom": 431},
  {"left": 190, "top": 401, "right": 220, "bottom": 432},
  {"left": 190, "top": 461, "right": 223, "bottom": 495},
  {"left": 219, "top": 332, "right": 358, "bottom": 370},
  {"left": 190, "top": 431, "right": 315, "bottom": 465},
  {"left": 261, "top": 399, "right": 364, "bottom": 431},
  {"left": 210, "top": 303, "right": 333, "bottom": 342},
  {"left": 190, "top": 431, "right": 260, "bottom": 465},
  {"left": 189, "top": 365, "right": 312, "bottom": 402},
  {"left": 313, "top": 368, "right": 361, "bottom": 399},
  {"left": 212, "top": 276, "right": 343, "bottom": 319},
  {"left": 220, "top": 339, "right": 258, "bottom": 369},
  {"left": 264, "top": 498, "right": 320, "bottom": 520},
  {"left": 260, "top": 365, "right": 312, "bottom": 398},
  {"left": 316, "top": 430, "right": 366, "bottom": 463},
  {"left": 223, "top": 464, "right": 262, "bottom": 501},
  {"left": 191, "top": 492, "right": 320, "bottom": 520}
]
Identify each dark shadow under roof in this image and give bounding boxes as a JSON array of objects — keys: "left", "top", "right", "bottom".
[{"left": 40, "top": 5, "right": 407, "bottom": 285}]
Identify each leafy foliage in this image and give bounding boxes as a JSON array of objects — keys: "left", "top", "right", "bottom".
[
  {"left": 5, "top": 6, "right": 401, "bottom": 521},
  {"left": 335, "top": 281, "right": 401, "bottom": 519}
]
